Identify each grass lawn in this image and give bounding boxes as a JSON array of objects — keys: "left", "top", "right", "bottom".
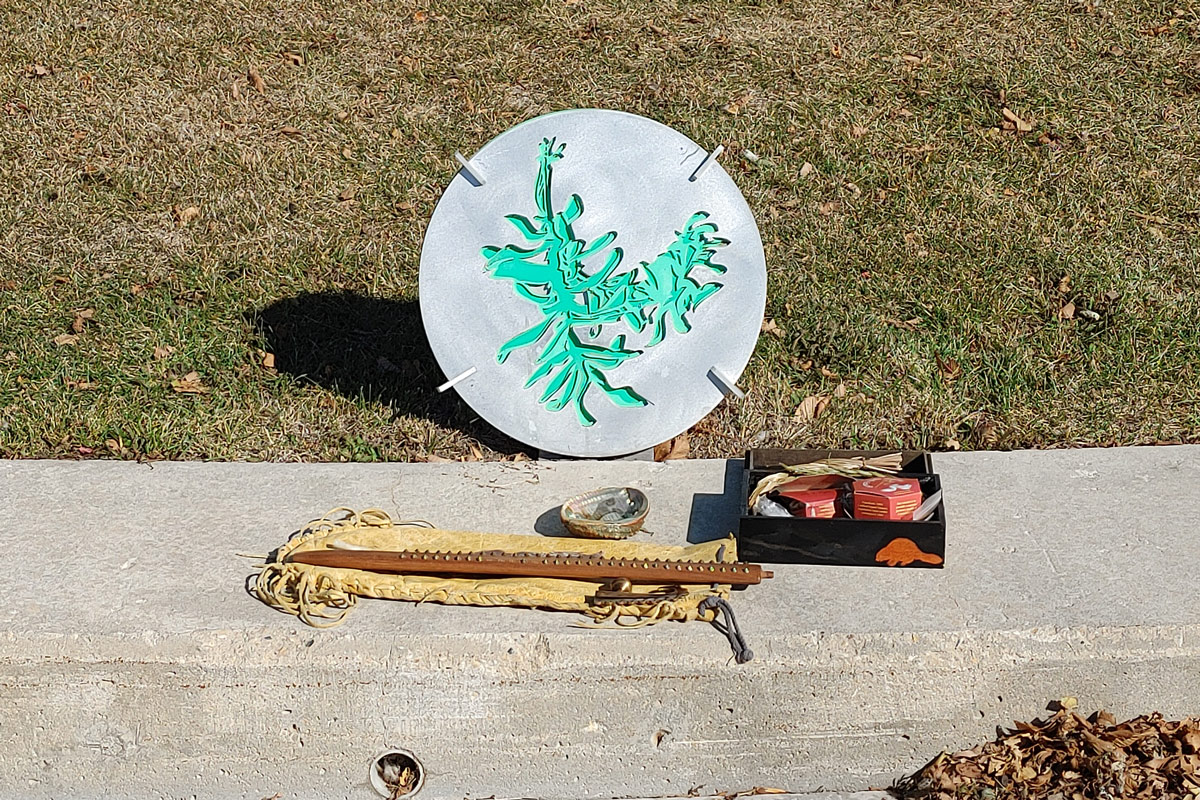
[{"left": 1, "top": 0, "right": 1198, "bottom": 461}]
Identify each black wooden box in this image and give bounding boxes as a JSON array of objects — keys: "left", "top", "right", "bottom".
[{"left": 737, "top": 448, "right": 946, "bottom": 568}]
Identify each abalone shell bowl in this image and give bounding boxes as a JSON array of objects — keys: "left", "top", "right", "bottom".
[{"left": 560, "top": 487, "right": 650, "bottom": 539}]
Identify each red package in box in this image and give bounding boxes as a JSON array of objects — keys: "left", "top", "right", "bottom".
[
  {"left": 775, "top": 475, "right": 848, "bottom": 492},
  {"left": 852, "top": 477, "right": 923, "bottom": 520},
  {"left": 775, "top": 487, "right": 840, "bottom": 518}
]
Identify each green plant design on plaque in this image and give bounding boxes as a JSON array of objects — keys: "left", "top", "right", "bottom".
[{"left": 481, "top": 137, "right": 727, "bottom": 426}]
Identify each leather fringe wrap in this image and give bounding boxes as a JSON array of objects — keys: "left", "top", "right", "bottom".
[{"left": 254, "top": 508, "right": 736, "bottom": 629}]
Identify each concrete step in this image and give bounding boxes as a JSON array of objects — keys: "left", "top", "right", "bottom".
[
  {"left": 585, "top": 795, "right": 892, "bottom": 800},
  {"left": 2, "top": 447, "right": 1199, "bottom": 799}
]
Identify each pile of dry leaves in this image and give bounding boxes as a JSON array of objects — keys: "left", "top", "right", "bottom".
[{"left": 894, "top": 702, "right": 1200, "bottom": 800}]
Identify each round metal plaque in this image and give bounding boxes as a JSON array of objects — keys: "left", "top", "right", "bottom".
[{"left": 419, "top": 109, "right": 766, "bottom": 457}]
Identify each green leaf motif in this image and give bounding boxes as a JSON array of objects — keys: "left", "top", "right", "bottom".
[
  {"left": 563, "top": 194, "right": 584, "bottom": 223},
  {"left": 482, "top": 139, "right": 727, "bottom": 426},
  {"left": 505, "top": 214, "right": 542, "bottom": 240}
]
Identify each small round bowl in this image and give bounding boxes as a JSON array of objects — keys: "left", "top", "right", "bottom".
[{"left": 560, "top": 487, "right": 649, "bottom": 539}]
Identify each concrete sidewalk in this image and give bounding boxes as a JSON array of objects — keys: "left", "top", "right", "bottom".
[{"left": 2, "top": 447, "right": 1199, "bottom": 800}]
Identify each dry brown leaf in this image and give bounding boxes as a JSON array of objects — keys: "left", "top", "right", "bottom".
[
  {"left": 171, "top": 371, "right": 209, "bottom": 394},
  {"left": 27, "top": 64, "right": 52, "bottom": 78},
  {"left": 1058, "top": 275, "right": 1072, "bottom": 294},
  {"left": 338, "top": 186, "right": 357, "bottom": 202},
  {"left": 230, "top": 80, "right": 240, "bottom": 100},
  {"left": 413, "top": 9, "right": 430, "bottom": 22},
  {"left": 884, "top": 317, "right": 922, "bottom": 331},
  {"left": 819, "top": 366, "right": 838, "bottom": 378},
  {"left": 1058, "top": 301, "right": 1076, "bottom": 320},
  {"left": 653, "top": 438, "right": 675, "bottom": 461},
  {"left": 1002, "top": 107, "right": 1033, "bottom": 132},
  {"left": 833, "top": 382, "right": 847, "bottom": 398},
  {"left": 850, "top": 124, "right": 868, "bottom": 137},
  {"left": 153, "top": 345, "right": 175, "bottom": 360},
  {"left": 818, "top": 200, "right": 842, "bottom": 216},
  {"left": 943, "top": 437, "right": 962, "bottom": 450},
  {"left": 798, "top": 359, "right": 813, "bottom": 370},
  {"left": 71, "top": 308, "right": 95, "bottom": 333},
  {"left": 668, "top": 434, "right": 690, "bottom": 460},
  {"left": 425, "top": 453, "right": 452, "bottom": 463},
  {"left": 794, "top": 394, "right": 830, "bottom": 420},
  {"left": 262, "top": 351, "right": 276, "bottom": 369},
  {"left": 53, "top": 333, "right": 79, "bottom": 346},
  {"left": 1081, "top": 729, "right": 1117, "bottom": 754},
  {"left": 937, "top": 355, "right": 962, "bottom": 382},
  {"left": 799, "top": 161, "right": 815, "bottom": 179},
  {"left": 720, "top": 93, "right": 751, "bottom": 115},
  {"left": 283, "top": 51, "right": 304, "bottom": 66},
  {"left": 278, "top": 125, "right": 301, "bottom": 137},
  {"left": 760, "top": 318, "right": 783, "bottom": 337},
  {"left": 173, "top": 205, "right": 200, "bottom": 225},
  {"left": 247, "top": 66, "right": 265, "bottom": 93},
  {"left": 655, "top": 434, "right": 690, "bottom": 461},
  {"left": 0, "top": 280, "right": 17, "bottom": 291}
]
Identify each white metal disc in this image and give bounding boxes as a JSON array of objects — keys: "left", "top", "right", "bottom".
[{"left": 419, "top": 109, "right": 766, "bottom": 457}]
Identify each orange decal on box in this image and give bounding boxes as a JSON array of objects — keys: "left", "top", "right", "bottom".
[{"left": 875, "top": 537, "right": 943, "bottom": 567}]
